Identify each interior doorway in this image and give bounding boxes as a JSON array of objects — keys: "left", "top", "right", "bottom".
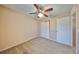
[
  {"left": 40, "top": 21, "right": 50, "bottom": 39},
  {"left": 72, "top": 13, "right": 76, "bottom": 48}
]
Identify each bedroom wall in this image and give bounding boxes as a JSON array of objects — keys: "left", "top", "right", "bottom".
[
  {"left": 76, "top": 5, "right": 79, "bottom": 54},
  {"left": 70, "top": 5, "right": 76, "bottom": 48},
  {"left": 71, "top": 5, "right": 79, "bottom": 53},
  {"left": 0, "top": 6, "right": 39, "bottom": 52}
]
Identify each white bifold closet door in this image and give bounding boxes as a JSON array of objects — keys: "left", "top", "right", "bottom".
[
  {"left": 40, "top": 21, "right": 50, "bottom": 39},
  {"left": 57, "top": 16, "right": 72, "bottom": 46}
]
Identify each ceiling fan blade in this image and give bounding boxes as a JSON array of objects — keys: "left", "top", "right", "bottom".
[
  {"left": 34, "top": 4, "right": 40, "bottom": 10},
  {"left": 40, "top": 11, "right": 48, "bottom": 17},
  {"left": 29, "top": 12, "right": 37, "bottom": 14},
  {"left": 41, "top": 12, "right": 48, "bottom": 17},
  {"left": 34, "top": 4, "right": 41, "bottom": 13},
  {"left": 44, "top": 8, "right": 53, "bottom": 12},
  {"left": 43, "top": 14, "right": 48, "bottom": 17}
]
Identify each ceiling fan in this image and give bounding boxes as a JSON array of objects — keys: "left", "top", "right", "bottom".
[{"left": 29, "top": 4, "right": 53, "bottom": 18}]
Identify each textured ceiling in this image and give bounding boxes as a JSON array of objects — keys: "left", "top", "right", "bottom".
[{"left": 2, "top": 4, "right": 74, "bottom": 19}]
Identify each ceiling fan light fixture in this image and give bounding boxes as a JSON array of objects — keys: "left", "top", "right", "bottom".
[{"left": 38, "top": 13, "right": 44, "bottom": 18}]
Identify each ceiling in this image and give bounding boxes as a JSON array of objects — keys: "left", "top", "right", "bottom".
[{"left": 2, "top": 4, "right": 74, "bottom": 19}]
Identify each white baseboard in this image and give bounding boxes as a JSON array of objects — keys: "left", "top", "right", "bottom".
[
  {"left": 0, "top": 36, "right": 38, "bottom": 52},
  {"left": 40, "top": 37, "right": 72, "bottom": 47}
]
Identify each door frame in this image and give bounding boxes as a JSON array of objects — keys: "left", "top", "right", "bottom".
[{"left": 40, "top": 21, "right": 50, "bottom": 39}]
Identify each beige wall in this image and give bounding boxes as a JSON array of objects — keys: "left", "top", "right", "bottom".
[
  {"left": 70, "top": 6, "right": 76, "bottom": 48},
  {"left": 71, "top": 5, "right": 79, "bottom": 53},
  {"left": 0, "top": 6, "right": 39, "bottom": 51},
  {"left": 76, "top": 5, "right": 79, "bottom": 53}
]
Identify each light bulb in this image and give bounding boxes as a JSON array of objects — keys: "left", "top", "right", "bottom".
[{"left": 38, "top": 13, "right": 44, "bottom": 17}]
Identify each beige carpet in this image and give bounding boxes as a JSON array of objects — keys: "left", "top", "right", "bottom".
[{"left": 0, "top": 37, "right": 76, "bottom": 54}]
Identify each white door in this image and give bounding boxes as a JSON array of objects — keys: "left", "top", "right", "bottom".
[
  {"left": 57, "top": 16, "right": 72, "bottom": 46},
  {"left": 40, "top": 21, "right": 49, "bottom": 39}
]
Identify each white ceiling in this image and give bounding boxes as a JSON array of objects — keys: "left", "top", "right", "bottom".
[{"left": 3, "top": 4, "right": 74, "bottom": 19}]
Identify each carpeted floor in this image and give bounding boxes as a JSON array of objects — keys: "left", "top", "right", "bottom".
[{"left": 0, "top": 37, "right": 76, "bottom": 54}]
